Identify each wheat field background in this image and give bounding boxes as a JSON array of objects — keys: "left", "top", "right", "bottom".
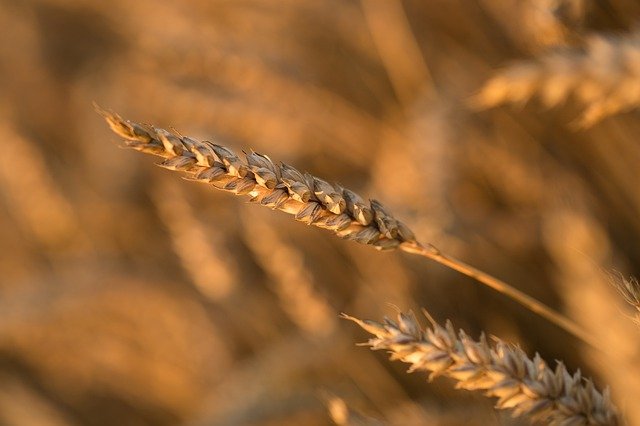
[{"left": 1, "top": 0, "right": 640, "bottom": 425}]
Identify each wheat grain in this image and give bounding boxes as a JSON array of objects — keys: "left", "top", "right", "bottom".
[
  {"left": 343, "top": 311, "right": 618, "bottom": 425},
  {"left": 151, "top": 179, "right": 237, "bottom": 300},
  {"left": 473, "top": 30, "right": 640, "bottom": 127},
  {"left": 0, "top": 119, "right": 83, "bottom": 251},
  {"left": 240, "top": 209, "right": 338, "bottom": 337}
]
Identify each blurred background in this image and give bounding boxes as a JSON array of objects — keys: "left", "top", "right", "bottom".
[{"left": 1, "top": 0, "right": 640, "bottom": 425}]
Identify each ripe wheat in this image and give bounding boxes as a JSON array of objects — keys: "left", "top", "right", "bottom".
[
  {"left": 473, "top": 30, "right": 640, "bottom": 127},
  {"left": 99, "top": 108, "right": 415, "bottom": 250},
  {"left": 98, "top": 107, "right": 594, "bottom": 346},
  {"left": 344, "top": 311, "right": 618, "bottom": 425}
]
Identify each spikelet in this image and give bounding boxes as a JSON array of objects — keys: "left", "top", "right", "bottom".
[{"left": 344, "top": 311, "right": 619, "bottom": 425}]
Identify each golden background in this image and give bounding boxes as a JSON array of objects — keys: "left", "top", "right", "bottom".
[{"left": 1, "top": 0, "right": 639, "bottom": 425}]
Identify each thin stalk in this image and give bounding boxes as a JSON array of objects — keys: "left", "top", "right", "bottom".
[{"left": 400, "top": 241, "right": 599, "bottom": 348}]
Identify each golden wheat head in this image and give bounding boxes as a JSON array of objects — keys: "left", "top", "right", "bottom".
[{"left": 344, "top": 311, "right": 618, "bottom": 425}]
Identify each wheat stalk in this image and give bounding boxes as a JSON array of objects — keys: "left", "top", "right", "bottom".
[
  {"left": 343, "top": 311, "right": 618, "bottom": 425},
  {"left": 472, "top": 30, "right": 640, "bottom": 127},
  {"left": 97, "top": 106, "right": 596, "bottom": 347}
]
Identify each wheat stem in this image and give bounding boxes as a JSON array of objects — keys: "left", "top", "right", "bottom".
[
  {"left": 400, "top": 241, "right": 599, "bottom": 348},
  {"left": 97, "top": 106, "right": 593, "bottom": 347},
  {"left": 344, "top": 311, "right": 618, "bottom": 425}
]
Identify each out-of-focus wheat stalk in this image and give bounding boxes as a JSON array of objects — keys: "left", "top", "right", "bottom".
[
  {"left": 344, "top": 311, "right": 618, "bottom": 425},
  {"left": 125, "top": 49, "right": 391, "bottom": 167},
  {"left": 326, "top": 395, "right": 386, "bottom": 426},
  {"left": 97, "top": 107, "right": 597, "bottom": 347},
  {"left": 151, "top": 179, "right": 237, "bottom": 301},
  {"left": 360, "top": 0, "right": 434, "bottom": 103},
  {"left": 473, "top": 30, "right": 640, "bottom": 127}
]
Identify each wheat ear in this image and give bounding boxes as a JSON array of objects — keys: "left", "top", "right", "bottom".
[
  {"left": 343, "top": 311, "right": 618, "bottom": 425},
  {"left": 472, "top": 30, "right": 640, "bottom": 127},
  {"left": 99, "top": 108, "right": 415, "bottom": 249},
  {"left": 97, "top": 106, "right": 595, "bottom": 347}
]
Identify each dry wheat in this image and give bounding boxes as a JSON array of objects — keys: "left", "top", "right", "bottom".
[
  {"left": 473, "top": 30, "right": 640, "bottom": 127},
  {"left": 98, "top": 108, "right": 416, "bottom": 250},
  {"left": 98, "top": 107, "right": 596, "bottom": 347},
  {"left": 611, "top": 275, "right": 640, "bottom": 324},
  {"left": 344, "top": 311, "right": 618, "bottom": 425}
]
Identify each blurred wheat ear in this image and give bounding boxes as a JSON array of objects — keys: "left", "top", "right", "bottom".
[
  {"left": 471, "top": 30, "right": 640, "bottom": 127},
  {"left": 96, "top": 105, "right": 595, "bottom": 346},
  {"left": 325, "top": 394, "right": 385, "bottom": 426},
  {"left": 343, "top": 311, "right": 618, "bottom": 425}
]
